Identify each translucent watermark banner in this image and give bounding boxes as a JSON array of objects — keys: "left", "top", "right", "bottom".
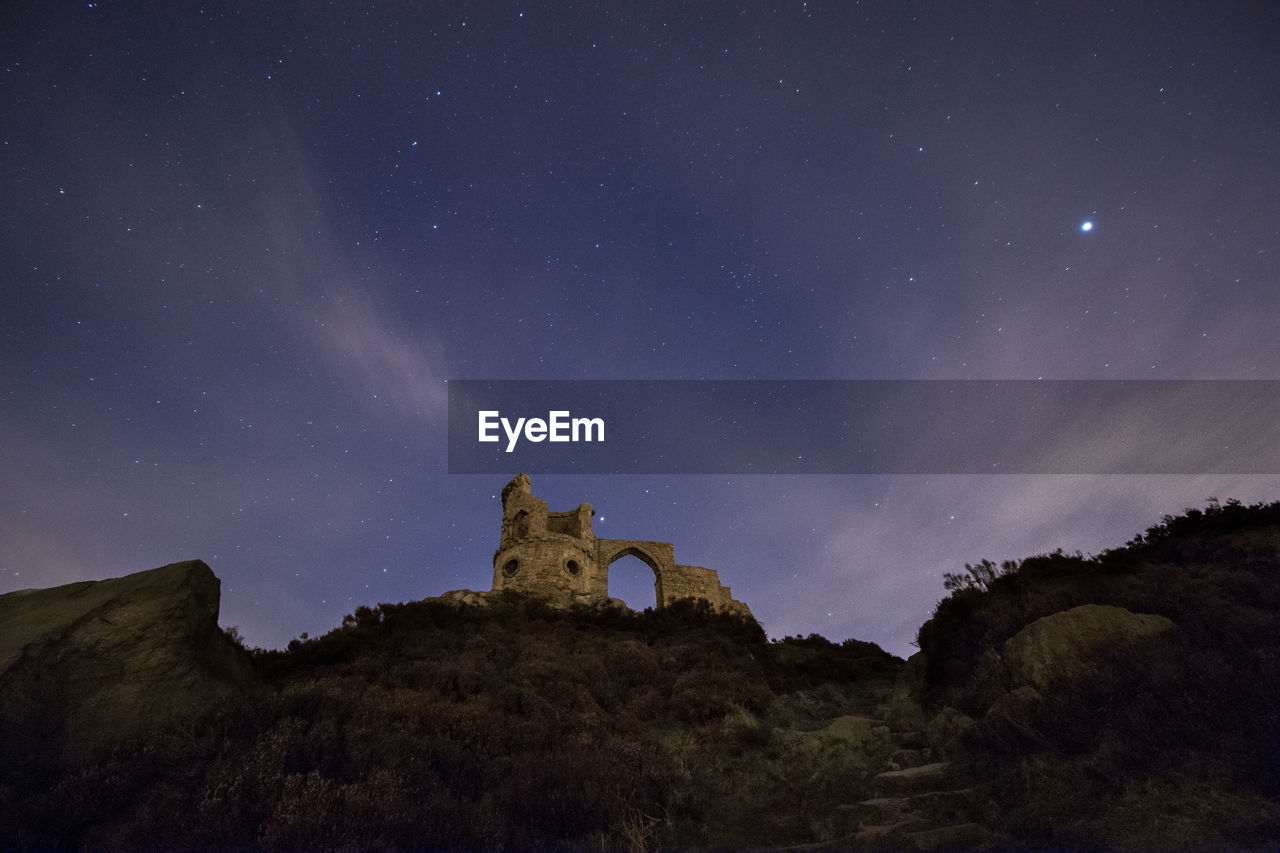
[{"left": 446, "top": 380, "right": 1280, "bottom": 474}]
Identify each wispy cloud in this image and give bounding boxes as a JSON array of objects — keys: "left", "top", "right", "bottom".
[
  {"left": 248, "top": 129, "right": 450, "bottom": 423},
  {"left": 311, "top": 285, "right": 448, "bottom": 421}
]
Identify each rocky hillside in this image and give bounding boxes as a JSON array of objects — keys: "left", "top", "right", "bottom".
[
  {"left": 2, "top": 591, "right": 908, "bottom": 850},
  {"left": 1, "top": 501, "right": 1277, "bottom": 850},
  {"left": 911, "top": 498, "right": 1280, "bottom": 849}
]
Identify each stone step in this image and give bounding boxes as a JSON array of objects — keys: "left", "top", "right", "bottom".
[
  {"left": 906, "top": 821, "right": 996, "bottom": 850},
  {"left": 872, "top": 762, "right": 952, "bottom": 796},
  {"left": 887, "top": 747, "right": 930, "bottom": 769},
  {"left": 846, "top": 787, "right": 977, "bottom": 828},
  {"left": 891, "top": 730, "right": 929, "bottom": 749},
  {"left": 854, "top": 818, "right": 936, "bottom": 845},
  {"left": 903, "top": 788, "right": 978, "bottom": 825},
  {"left": 841, "top": 796, "right": 914, "bottom": 825}
]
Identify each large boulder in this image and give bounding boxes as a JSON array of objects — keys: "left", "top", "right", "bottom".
[
  {"left": 1003, "top": 603, "right": 1174, "bottom": 691},
  {"left": 0, "top": 560, "right": 255, "bottom": 769}
]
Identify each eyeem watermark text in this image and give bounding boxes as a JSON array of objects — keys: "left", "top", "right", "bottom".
[{"left": 478, "top": 410, "right": 605, "bottom": 452}]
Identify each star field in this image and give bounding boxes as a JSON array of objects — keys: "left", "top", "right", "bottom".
[{"left": 3, "top": 3, "right": 1279, "bottom": 656}]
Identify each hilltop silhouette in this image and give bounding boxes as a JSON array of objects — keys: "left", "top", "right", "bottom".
[{"left": 1, "top": 500, "right": 1277, "bottom": 849}]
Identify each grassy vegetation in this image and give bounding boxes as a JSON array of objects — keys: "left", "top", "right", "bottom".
[{"left": 0, "top": 595, "right": 898, "bottom": 850}]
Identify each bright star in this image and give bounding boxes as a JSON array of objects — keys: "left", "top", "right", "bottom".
[{"left": 1080, "top": 220, "right": 1094, "bottom": 232}]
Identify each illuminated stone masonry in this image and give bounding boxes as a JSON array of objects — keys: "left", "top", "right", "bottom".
[{"left": 491, "top": 474, "right": 752, "bottom": 618}]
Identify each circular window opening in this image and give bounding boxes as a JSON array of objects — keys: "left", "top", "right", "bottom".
[
  {"left": 565, "top": 559, "right": 581, "bottom": 576},
  {"left": 502, "top": 559, "right": 519, "bottom": 578}
]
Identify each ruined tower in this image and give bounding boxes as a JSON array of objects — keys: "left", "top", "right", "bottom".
[
  {"left": 492, "top": 473, "right": 600, "bottom": 602},
  {"left": 491, "top": 474, "right": 752, "bottom": 617}
]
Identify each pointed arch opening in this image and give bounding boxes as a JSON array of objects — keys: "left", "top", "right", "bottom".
[{"left": 605, "top": 547, "right": 664, "bottom": 611}]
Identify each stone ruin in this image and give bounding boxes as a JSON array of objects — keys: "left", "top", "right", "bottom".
[{"left": 491, "top": 474, "right": 752, "bottom": 618}]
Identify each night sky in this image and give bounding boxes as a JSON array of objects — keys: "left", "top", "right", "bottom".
[{"left": 4, "top": 2, "right": 1279, "bottom": 658}]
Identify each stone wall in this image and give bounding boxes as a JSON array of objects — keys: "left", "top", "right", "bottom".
[{"left": 492, "top": 474, "right": 751, "bottom": 617}]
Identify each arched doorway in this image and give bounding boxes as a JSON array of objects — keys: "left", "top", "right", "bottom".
[{"left": 606, "top": 549, "right": 664, "bottom": 611}]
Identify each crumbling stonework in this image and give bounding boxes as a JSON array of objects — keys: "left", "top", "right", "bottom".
[{"left": 492, "top": 474, "right": 752, "bottom": 617}]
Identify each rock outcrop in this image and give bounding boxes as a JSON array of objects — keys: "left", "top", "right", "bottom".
[
  {"left": 430, "top": 587, "right": 635, "bottom": 612},
  {"left": 1003, "top": 603, "right": 1174, "bottom": 691},
  {"left": 0, "top": 560, "right": 255, "bottom": 768},
  {"left": 850, "top": 604, "right": 1179, "bottom": 847}
]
